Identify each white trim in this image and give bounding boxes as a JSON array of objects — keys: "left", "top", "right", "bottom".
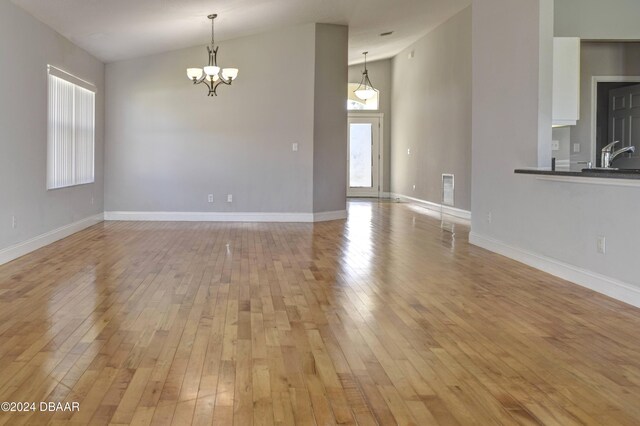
[
  {"left": 313, "top": 210, "right": 348, "bottom": 222},
  {"left": 391, "top": 193, "right": 471, "bottom": 221},
  {"left": 0, "top": 213, "right": 104, "bottom": 266},
  {"left": 590, "top": 76, "right": 640, "bottom": 165},
  {"left": 104, "top": 210, "right": 347, "bottom": 223},
  {"left": 47, "top": 64, "right": 96, "bottom": 93},
  {"left": 534, "top": 175, "right": 640, "bottom": 187},
  {"left": 469, "top": 232, "right": 640, "bottom": 308},
  {"left": 552, "top": 119, "right": 577, "bottom": 127}
]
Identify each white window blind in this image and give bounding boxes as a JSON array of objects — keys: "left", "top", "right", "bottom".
[{"left": 47, "top": 65, "right": 95, "bottom": 189}]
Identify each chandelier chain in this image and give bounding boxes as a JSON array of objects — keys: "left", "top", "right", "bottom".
[
  {"left": 354, "top": 51, "right": 376, "bottom": 101},
  {"left": 211, "top": 16, "right": 216, "bottom": 49}
]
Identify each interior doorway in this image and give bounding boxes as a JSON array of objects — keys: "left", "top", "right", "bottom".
[
  {"left": 591, "top": 77, "right": 640, "bottom": 167},
  {"left": 347, "top": 114, "right": 383, "bottom": 197}
]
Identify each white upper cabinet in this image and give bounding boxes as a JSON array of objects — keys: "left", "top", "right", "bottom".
[{"left": 553, "top": 37, "right": 581, "bottom": 127}]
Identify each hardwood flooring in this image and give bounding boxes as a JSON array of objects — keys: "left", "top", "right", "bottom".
[{"left": 1, "top": 200, "right": 640, "bottom": 425}]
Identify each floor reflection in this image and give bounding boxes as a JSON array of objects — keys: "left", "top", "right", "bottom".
[
  {"left": 343, "top": 201, "right": 373, "bottom": 277},
  {"left": 2, "top": 200, "right": 639, "bottom": 424}
]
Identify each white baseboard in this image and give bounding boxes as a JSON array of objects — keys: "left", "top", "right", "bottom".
[
  {"left": 390, "top": 193, "right": 471, "bottom": 221},
  {"left": 104, "top": 210, "right": 348, "bottom": 223},
  {"left": 469, "top": 232, "right": 640, "bottom": 308},
  {"left": 313, "top": 210, "right": 348, "bottom": 222},
  {"left": 0, "top": 213, "right": 104, "bottom": 266}
]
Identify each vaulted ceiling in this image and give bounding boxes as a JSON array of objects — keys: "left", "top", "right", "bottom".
[{"left": 12, "top": 0, "right": 470, "bottom": 64}]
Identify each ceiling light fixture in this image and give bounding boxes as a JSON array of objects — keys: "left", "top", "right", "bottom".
[
  {"left": 354, "top": 51, "right": 376, "bottom": 101},
  {"left": 186, "top": 14, "right": 238, "bottom": 97}
]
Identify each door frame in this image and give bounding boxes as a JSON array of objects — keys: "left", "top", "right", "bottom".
[
  {"left": 590, "top": 76, "right": 640, "bottom": 165},
  {"left": 347, "top": 112, "right": 384, "bottom": 198}
]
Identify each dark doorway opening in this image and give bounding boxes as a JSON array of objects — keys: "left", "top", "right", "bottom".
[{"left": 596, "top": 81, "right": 640, "bottom": 167}]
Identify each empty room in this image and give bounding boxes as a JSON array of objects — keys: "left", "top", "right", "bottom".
[{"left": 1, "top": 0, "right": 640, "bottom": 424}]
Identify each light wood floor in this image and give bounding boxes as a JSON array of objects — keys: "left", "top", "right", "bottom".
[{"left": 1, "top": 200, "right": 640, "bottom": 425}]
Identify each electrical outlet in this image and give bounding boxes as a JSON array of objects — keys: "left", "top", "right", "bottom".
[
  {"left": 227, "top": 194, "right": 233, "bottom": 203},
  {"left": 292, "top": 143, "right": 298, "bottom": 152},
  {"left": 487, "top": 212, "right": 492, "bottom": 224},
  {"left": 551, "top": 140, "right": 560, "bottom": 151},
  {"left": 407, "top": 148, "right": 411, "bottom": 155},
  {"left": 597, "top": 236, "right": 606, "bottom": 254},
  {"left": 208, "top": 194, "right": 214, "bottom": 203},
  {"left": 11, "top": 215, "right": 16, "bottom": 229},
  {"left": 412, "top": 184, "right": 416, "bottom": 191}
]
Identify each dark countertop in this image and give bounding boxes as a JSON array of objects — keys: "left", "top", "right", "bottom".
[{"left": 515, "top": 168, "right": 640, "bottom": 180}]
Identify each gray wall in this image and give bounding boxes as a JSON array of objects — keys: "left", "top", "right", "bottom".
[
  {"left": 555, "top": 0, "right": 640, "bottom": 40},
  {"left": 348, "top": 59, "right": 392, "bottom": 193},
  {"left": 105, "top": 24, "right": 321, "bottom": 214},
  {"left": 552, "top": 127, "right": 571, "bottom": 167},
  {"left": 472, "top": 0, "right": 640, "bottom": 294},
  {"left": 390, "top": 7, "right": 472, "bottom": 211},
  {"left": 313, "top": 24, "right": 348, "bottom": 213},
  {"left": 569, "top": 42, "right": 640, "bottom": 166},
  {"left": 0, "top": 0, "right": 104, "bottom": 252}
]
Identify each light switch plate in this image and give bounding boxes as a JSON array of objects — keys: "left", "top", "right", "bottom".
[
  {"left": 292, "top": 143, "right": 298, "bottom": 152},
  {"left": 573, "top": 143, "right": 581, "bottom": 153}
]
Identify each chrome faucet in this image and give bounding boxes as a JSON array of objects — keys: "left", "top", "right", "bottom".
[{"left": 601, "top": 141, "right": 636, "bottom": 168}]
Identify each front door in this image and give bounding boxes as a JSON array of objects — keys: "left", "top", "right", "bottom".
[{"left": 347, "top": 116, "right": 380, "bottom": 197}]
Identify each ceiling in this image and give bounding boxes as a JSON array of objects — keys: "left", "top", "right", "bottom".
[{"left": 12, "top": 0, "right": 470, "bottom": 64}]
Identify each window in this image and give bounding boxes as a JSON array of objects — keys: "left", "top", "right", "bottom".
[
  {"left": 47, "top": 65, "right": 95, "bottom": 189},
  {"left": 347, "top": 82, "right": 379, "bottom": 111}
]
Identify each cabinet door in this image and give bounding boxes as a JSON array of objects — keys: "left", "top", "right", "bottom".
[{"left": 552, "top": 37, "right": 581, "bottom": 126}]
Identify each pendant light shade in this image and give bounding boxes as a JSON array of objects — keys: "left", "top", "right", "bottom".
[
  {"left": 187, "top": 68, "right": 204, "bottom": 80},
  {"left": 203, "top": 65, "right": 220, "bottom": 76},
  {"left": 355, "top": 88, "right": 376, "bottom": 100},
  {"left": 222, "top": 68, "right": 239, "bottom": 81}
]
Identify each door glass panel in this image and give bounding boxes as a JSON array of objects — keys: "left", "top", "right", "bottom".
[{"left": 349, "top": 123, "right": 373, "bottom": 188}]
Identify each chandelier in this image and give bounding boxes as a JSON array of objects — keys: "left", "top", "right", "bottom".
[
  {"left": 186, "top": 14, "right": 239, "bottom": 96},
  {"left": 354, "top": 51, "right": 376, "bottom": 101}
]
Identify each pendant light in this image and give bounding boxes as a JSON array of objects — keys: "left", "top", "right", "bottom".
[
  {"left": 355, "top": 51, "right": 376, "bottom": 101},
  {"left": 186, "top": 14, "right": 239, "bottom": 96}
]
